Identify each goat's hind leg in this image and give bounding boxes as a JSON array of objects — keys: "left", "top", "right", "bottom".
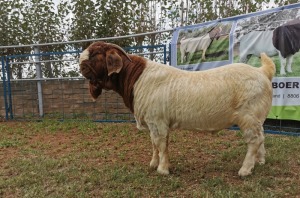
[{"left": 238, "top": 119, "right": 265, "bottom": 177}]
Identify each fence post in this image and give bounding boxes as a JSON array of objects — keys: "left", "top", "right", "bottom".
[
  {"left": 5, "top": 57, "right": 13, "bottom": 119},
  {"left": 33, "top": 46, "right": 44, "bottom": 117},
  {"left": 1, "top": 56, "right": 8, "bottom": 119},
  {"left": 1, "top": 56, "right": 13, "bottom": 120},
  {"left": 163, "top": 45, "right": 167, "bottom": 64}
]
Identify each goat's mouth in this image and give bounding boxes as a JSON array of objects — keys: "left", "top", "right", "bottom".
[{"left": 89, "top": 80, "right": 102, "bottom": 101}]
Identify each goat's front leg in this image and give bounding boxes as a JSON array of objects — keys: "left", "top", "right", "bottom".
[
  {"left": 286, "top": 55, "right": 294, "bottom": 73},
  {"left": 149, "top": 138, "right": 159, "bottom": 169},
  {"left": 149, "top": 124, "right": 170, "bottom": 174},
  {"left": 279, "top": 53, "right": 287, "bottom": 75},
  {"left": 201, "top": 48, "right": 207, "bottom": 61}
]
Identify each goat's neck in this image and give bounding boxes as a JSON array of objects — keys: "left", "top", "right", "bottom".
[{"left": 113, "top": 55, "right": 146, "bottom": 113}]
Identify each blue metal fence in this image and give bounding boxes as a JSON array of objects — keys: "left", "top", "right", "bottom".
[
  {"left": 124, "top": 45, "right": 167, "bottom": 64},
  {"left": 1, "top": 44, "right": 168, "bottom": 121}
]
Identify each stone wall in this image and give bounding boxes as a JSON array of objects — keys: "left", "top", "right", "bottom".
[{"left": 0, "top": 79, "right": 133, "bottom": 121}]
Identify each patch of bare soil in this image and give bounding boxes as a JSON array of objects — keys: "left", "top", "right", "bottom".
[
  {"left": 0, "top": 122, "right": 241, "bottom": 171},
  {"left": 0, "top": 147, "right": 18, "bottom": 169},
  {"left": 29, "top": 132, "right": 79, "bottom": 157}
]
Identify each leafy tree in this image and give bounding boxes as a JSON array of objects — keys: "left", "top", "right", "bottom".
[
  {"left": 69, "top": 0, "right": 99, "bottom": 49},
  {"left": 275, "top": 0, "right": 299, "bottom": 6},
  {"left": 0, "top": 0, "right": 295, "bottom": 79},
  {"left": 1, "top": 0, "right": 69, "bottom": 78},
  {"left": 0, "top": 0, "right": 31, "bottom": 78}
]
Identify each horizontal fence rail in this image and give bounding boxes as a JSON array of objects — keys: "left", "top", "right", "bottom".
[{"left": 0, "top": 44, "right": 168, "bottom": 123}]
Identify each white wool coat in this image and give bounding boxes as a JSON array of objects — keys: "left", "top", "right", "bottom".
[{"left": 133, "top": 60, "right": 272, "bottom": 132}]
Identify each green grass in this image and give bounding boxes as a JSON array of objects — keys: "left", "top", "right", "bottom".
[
  {"left": 233, "top": 51, "right": 300, "bottom": 77},
  {"left": 177, "top": 38, "right": 300, "bottom": 78},
  {"left": 0, "top": 121, "right": 299, "bottom": 197}
]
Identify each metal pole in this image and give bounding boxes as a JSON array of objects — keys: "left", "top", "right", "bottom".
[
  {"left": 163, "top": 45, "right": 167, "bottom": 64},
  {"left": 5, "top": 57, "right": 13, "bottom": 119},
  {"left": 34, "top": 46, "right": 44, "bottom": 117},
  {"left": 1, "top": 56, "right": 8, "bottom": 120}
]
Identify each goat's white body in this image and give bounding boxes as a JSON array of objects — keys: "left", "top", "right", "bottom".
[
  {"left": 239, "top": 30, "right": 294, "bottom": 75},
  {"left": 134, "top": 60, "right": 271, "bottom": 131},
  {"left": 239, "top": 31, "right": 278, "bottom": 60},
  {"left": 180, "top": 34, "right": 211, "bottom": 63},
  {"left": 133, "top": 58, "right": 273, "bottom": 176}
]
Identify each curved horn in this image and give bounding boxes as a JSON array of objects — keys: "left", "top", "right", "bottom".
[{"left": 107, "top": 43, "right": 132, "bottom": 62}]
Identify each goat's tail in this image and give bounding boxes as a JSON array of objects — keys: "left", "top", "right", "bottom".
[{"left": 259, "top": 53, "right": 276, "bottom": 81}]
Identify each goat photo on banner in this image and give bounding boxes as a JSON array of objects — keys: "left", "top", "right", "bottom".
[
  {"left": 177, "top": 23, "right": 231, "bottom": 66},
  {"left": 234, "top": 8, "right": 300, "bottom": 77},
  {"left": 233, "top": 7, "right": 300, "bottom": 120},
  {"left": 171, "top": 3, "right": 300, "bottom": 121}
]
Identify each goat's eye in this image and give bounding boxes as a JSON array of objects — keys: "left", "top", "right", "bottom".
[{"left": 89, "top": 79, "right": 99, "bottom": 85}]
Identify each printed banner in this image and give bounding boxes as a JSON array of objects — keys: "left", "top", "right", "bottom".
[
  {"left": 272, "top": 78, "right": 300, "bottom": 106},
  {"left": 170, "top": 3, "right": 300, "bottom": 121}
]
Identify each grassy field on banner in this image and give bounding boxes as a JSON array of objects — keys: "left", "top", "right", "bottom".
[
  {"left": 233, "top": 52, "right": 300, "bottom": 77},
  {"left": 0, "top": 121, "right": 299, "bottom": 197}
]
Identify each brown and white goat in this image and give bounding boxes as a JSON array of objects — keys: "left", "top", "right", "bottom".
[{"left": 79, "top": 41, "right": 275, "bottom": 177}]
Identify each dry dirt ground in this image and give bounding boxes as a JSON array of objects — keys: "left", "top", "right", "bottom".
[
  {"left": 1, "top": 122, "right": 244, "bottom": 176},
  {"left": 1, "top": 121, "right": 299, "bottom": 197}
]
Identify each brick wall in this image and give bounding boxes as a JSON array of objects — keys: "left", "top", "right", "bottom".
[{"left": 0, "top": 79, "right": 133, "bottom": 121}]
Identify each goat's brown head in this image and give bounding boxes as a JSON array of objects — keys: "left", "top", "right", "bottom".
[
  {"left": 79, "top": 41, "right": 132, "bottom": 101},
  {"left": 209, "top": 26, "right": 223, "bottom": 40}
]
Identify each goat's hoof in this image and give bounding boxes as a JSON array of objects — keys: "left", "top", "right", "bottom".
[
  {"left": 238, "top": 167, "right": 252, "bottom": 177},
  {"left": 157, "top": 166, "right": 170, "bottom": 175},
  {"left": 256, "top": 158, "right": 265, "bottom": 165},
  {"left": 150, "top": 160, "right": 159, "bottom": 169},
  {"left": 136, "top": 124, "right": 147, "bottom": 131}
]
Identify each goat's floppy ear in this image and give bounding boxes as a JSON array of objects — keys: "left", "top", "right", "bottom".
[{"left": 106, "top": 49, "right": 123, "bottom": 76}]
